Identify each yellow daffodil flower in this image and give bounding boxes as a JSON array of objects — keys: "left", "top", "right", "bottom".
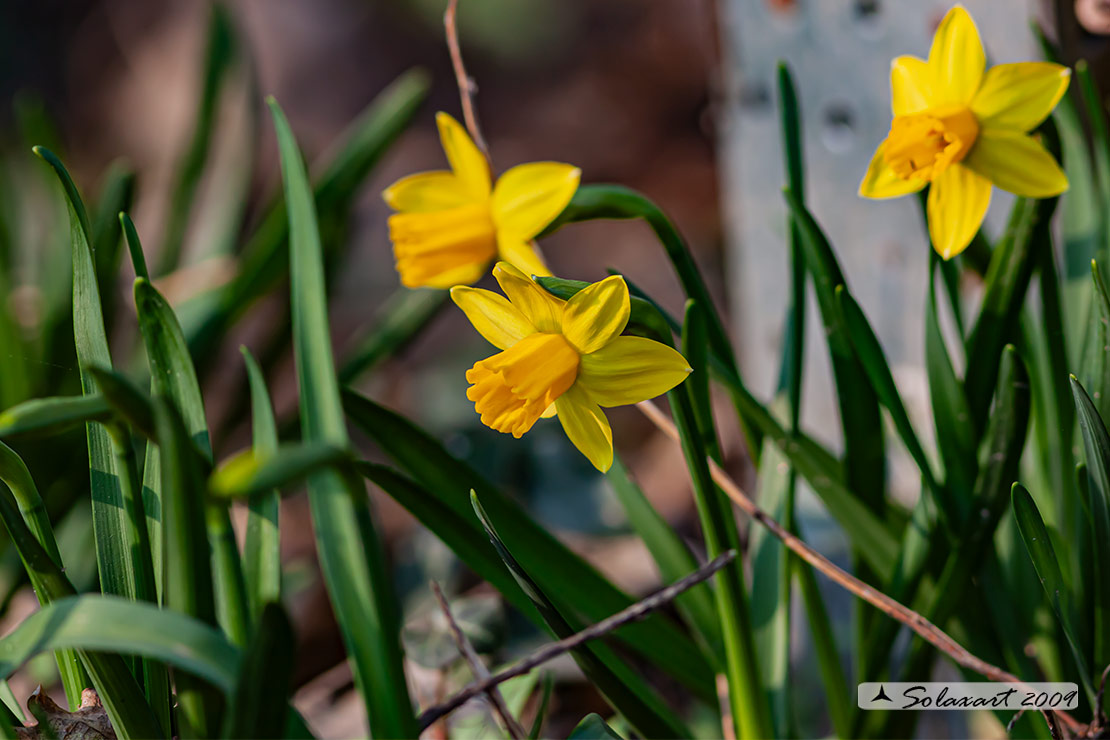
[
  {"left": 451, "top": 262, "right": 692, "bottom": 472},
  {"left": 859, "top": 5, "right": 1070, "bottom": 258},
  {"left": 383, "top": 113, "right": 581, "bottom": 288}
]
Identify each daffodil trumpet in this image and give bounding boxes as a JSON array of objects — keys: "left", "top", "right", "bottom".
[
  {"left": 452, "top": 262, "right": 693, "bottom": 472},
  {"left": 859, "top": 4, "right": 1070, "bottom": 259},
  {"left": 383, "top": 113, "right": 581, "bottom": 289}
]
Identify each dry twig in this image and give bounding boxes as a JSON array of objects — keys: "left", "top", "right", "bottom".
[
  {"left": 431, "top": 581, "right": 527, "bottom": 739},
  {"left": 444, "top": 0, "right": 489, "bottom": 159},
  {"left": 418, "top": 549, "right": 737, "bottom": 730}
]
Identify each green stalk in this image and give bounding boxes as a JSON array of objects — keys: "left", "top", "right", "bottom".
[
  {"left": 241, "top": 347, "right": 282, "bottom": 621},
  {"left": 674, "top": 302, "right": 770, "bottom": 740}
]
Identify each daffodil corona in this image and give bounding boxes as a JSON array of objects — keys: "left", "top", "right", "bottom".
[
  {"left": 859, "top": 5, "right": 1070, "bottom": 259},
  {"left": 452, "top": 263, "right": 692, "bottom": 471},
  {"left": 384, "top": 113, "right": 581, "bottom": 288}
]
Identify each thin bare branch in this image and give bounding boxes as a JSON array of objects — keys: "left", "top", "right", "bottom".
[
  {"left": 418, "top": 549, "right": 737, "bottom": 730},
  {"left": 634, "top": 399, "right": 1083, "bottom": 736},
  {"left": 431, "top": 581, "right": 526, "bottom": 739},
  {"left": 444, "top": 0, "right": 489, "bottom": 159}
]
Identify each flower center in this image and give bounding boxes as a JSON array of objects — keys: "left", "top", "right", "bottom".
[
  {"left": 389, "top": 201, "right": 497, "bottom": 288},
  {"left": 466, "top": 333, "right": 580, "bottom": 438},
  {"left": 882, "top": 105, "right": 979, "bottom": 181}
]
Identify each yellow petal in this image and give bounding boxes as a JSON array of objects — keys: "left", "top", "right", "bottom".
[
  {"left": 436, "top": 112, "right": 491, "bottom": 198},
  {"left": 927, "top": 6, "right": 985, "bottom": 106},
  {"left": 492, "top": 261, "right": 564, "bottom": 333},
  {"left": 450, "top": 286, "right": 536, "bottom": 350},
  {"left": 970, "top": 62, "right": 1070, "bottom": 131},
  {"left": 858, "top": 143, "right": 927, "bottom": 199},
  {"left": 491, "top": 162, "right": 581, "bottom": 239},
  {"left": 400, "top": 260, "right": 488, "bottom": 290},
  {"left": 577, "top": 337, "right": 692, "bottom": 407},
  {"left": 382, "top": 171, "right": 474, "bottom": 213},
  {"left": 496, "top": 233, "right": 552, "bottom": 279},
  {"left": 560, "top": 275, "right": 630, "bottom": 355},
  {"left": 927, "top": 163, "right": 991, "bottom": 259},
  {"left": 891, "top": 55, "right": 932, "bottom": 115},
  {"left": 555, "top": 384, "right": 613, "bottom": 472},
  {"left": 964, "top": 129, "right": 1068, "bottom": 198}
]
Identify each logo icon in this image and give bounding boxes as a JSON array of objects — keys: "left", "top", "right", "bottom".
[{"left": 871, "top": 685, "right": 892, "bottom": 703}]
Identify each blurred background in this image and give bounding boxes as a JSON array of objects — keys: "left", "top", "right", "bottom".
[{"left": 0, "top": 0, "right": 1107, "bottom": 736}]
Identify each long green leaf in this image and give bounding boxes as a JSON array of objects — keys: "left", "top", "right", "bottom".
[
  {"left": 926, "top": 256, "right": 976, "bottom": 500},
  {"left": 269, "top": 97, "right": 415, "bottom": 738},
  {"left": 0, "top": 595, "right": 240, "bottom": 693},
  {"left": 154, "top": 397, "right": 222, "bottom": 738},
  {"left": 1012, "top": 483, "right": 1096, "bottom": 703},
  {"left": 240, "top": 347, "right": 282, "bottom": 622},
  {"left": 471, "top": 493, "right": 691, "bottom": 739},
  {"left": 837, "top": 285, "right": 949, "bottom": 519},
  {"left": 32, "top": 147, "right": 142, "bottom": 608},
  {"left": 1071, "top": 375, "right": 1110, "bottom": 674},
  {"left": 84, "top": 367, "right": 156, "bottom": 441},
  {"left": 0, "top": 395, "right": 111, "bottom": 438},
  {"left": 134, "top": 275, "right": 249, "bottom": 648},
  {"left": 678, "top": 302, "right": 769, "bottom": 739},
  {"left": 782, "top": 189, "right": 885, "bottom": 518},
  {"left": 342, "top": 390, "right": 718, "bottom": 702},
  {"left": 89, "top": 161, "right": 135, "bottom": 322}
]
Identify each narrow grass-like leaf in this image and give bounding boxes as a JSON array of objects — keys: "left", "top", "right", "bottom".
[
  {"left": 606, "top": 455, "right": 721, "bottom": 659},
  {"left": 134, "top": 276, "right": 249, "bottom": 647},
  {"left": 0, "top": 595, "right": 240, "bottom": 693},
  {"left": 240, "top": 347, "right": 281, "bottom": 621},
  {"left": 338, "top": 288, "right": 446, "bottom": 384},
  {"left": 222, "top": 602, "right": 295, "bottom": 740},
  {"left": 209, "top": 442, "right": 348, "bottom": 498},
  {"left": 32, "top": 146, "right": 141, "bottom": 609},
  {"left": 269, "top": 98, "right": 415, "bottom": 738},
  {"left": 678, "top": 302, "right": 769, "bottom": 739},
  {"left": 343, "top": 391, "right": 718, "bottom": 702},
  {"left": 926, "top": 257, "right": 976, "bottom": 500},
  {"left": 0, "top": 442, "right": 86, "bottom": 706},
  {"left": 471, "top": 493, "right": 691, "bottom": 739},
  {"left": 120, "top": 212, "right": 149, "bottom": 281},
  {"left": 156, "top": 3, "right": 237, "bottom": 276},
  {"left": 1071, "top": 376, "right": 1110, "bottom": 673},
  {"left": 1013, "top": 483, "right": 1096, "bottom": 704},
  {"left": 783, "top": 189, "right": 885, "bottom": 519},
  {"left": 154, "top": 397, "right": 222, "bottom": 738},
  {"left": 186, "top": 69, "right": 429, "bottom": 365},
  {"left": 0, "top": 395, "right": 111, "bottom": 438},
  {"left": 528, "top": 673, "right": 553, "bottom": 739},
  {"left": 837, "top": 286, "right": 949, "bottom": 520}
]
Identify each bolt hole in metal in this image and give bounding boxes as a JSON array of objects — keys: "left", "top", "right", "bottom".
[{"left": 821, "top": 101, "right": 857, "bottom": 153}]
